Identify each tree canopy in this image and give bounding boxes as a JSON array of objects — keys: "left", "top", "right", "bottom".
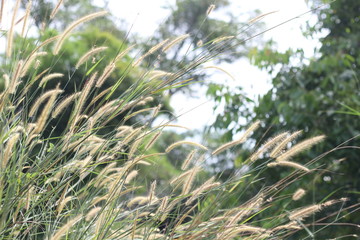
[{"left": 207, "top": 0, "right": 360, "bottom": 237}]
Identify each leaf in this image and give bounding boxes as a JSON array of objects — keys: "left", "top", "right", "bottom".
[{"left": 85, "top": 56, "right": 104, "bottom": 76}]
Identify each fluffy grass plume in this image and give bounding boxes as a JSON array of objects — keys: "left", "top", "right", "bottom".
[
  {"left": 53, "top": 11, "right": 108, "bottom": 54},
  {"left": 0, "top": 2, "right": 356, "bottom": 240},
  {"left": 212, "top": 120, "right": 260, "bottom": 155}
]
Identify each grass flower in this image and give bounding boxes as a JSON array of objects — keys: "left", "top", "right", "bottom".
[
  {"left": 212, "top": 120, "right": 260, "bottom": 155},
  {"left": 166, "top": 140, "right": 208, "bottom": 152},
  {"left": 0, "top": 3, "right": 353, "bottom": 239},
  {"left": 53, "top": 11, "right": 108, "bottom": 55}
]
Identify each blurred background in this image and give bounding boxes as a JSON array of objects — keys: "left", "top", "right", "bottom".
[{"left": 2, "top": 0, "right": 359, "bottom": 238}]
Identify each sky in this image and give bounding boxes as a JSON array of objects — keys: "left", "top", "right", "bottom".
[{"left": 107, "top": 0, "right": 322, "bottom": 130}]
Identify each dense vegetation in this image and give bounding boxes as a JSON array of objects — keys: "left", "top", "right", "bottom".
[
  {"left": 208, "top": 0, "right": 360, "bottom": 237},
  {"left": 0, "top": 0, "right": 358, "bottom": 239}
]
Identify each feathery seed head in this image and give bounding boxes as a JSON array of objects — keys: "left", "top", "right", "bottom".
[
  {"left": 212, "top": 120, "right": 260, "bottom": 155},
  {"left": 270, "top": 130, "right": 303, "bottom": 158},
  {"left": 206, "top": 4, "right": 216, "bottom": 15},
  {"left": 166, "top": 140, "right": 207, "bottom": 153},
  {"left": 53, "top": 11, "right": 108, "bottom": 55},
  {"left": 276, "top": 135, "right": 326, "bottom": 162},
  {"left": 76, "top": 46, "right": 108, "bottom": 69},
  {"left": 267, "top": 160, "right": 310, "bottom": 172},
  {"left": 292, "top": 188, "right": 306, "bottom": 201}
]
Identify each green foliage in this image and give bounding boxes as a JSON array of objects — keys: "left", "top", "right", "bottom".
[
  {"left": 207, "top": 0, "right": 360, "bottom": 237},
  {"left": 138, "top": 0, "right": 261, "bottom": 95},
  {"left": 248, "top": 40, "right": 302, "bottom": 74},
  {"left": 0, "top": 1, "right": 357, "bottom": 239}
]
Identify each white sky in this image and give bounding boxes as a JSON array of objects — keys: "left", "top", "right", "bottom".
[{"left": 107, "top": 0, "right": 322, "bottom": 131}]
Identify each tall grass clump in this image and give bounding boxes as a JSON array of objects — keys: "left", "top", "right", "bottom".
[{"left": 0, "top": 2, "right": 357, "bottom": 240}]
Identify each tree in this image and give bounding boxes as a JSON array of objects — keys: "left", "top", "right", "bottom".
[
  {"left": 21, "top": 0, "right": 109, "bottom": 30},
  {"left": 208, "top": 0, "right": 360, "bottom": 237},
  {"left": 135, "top": 0, "right": 262, "bottom": 95}
]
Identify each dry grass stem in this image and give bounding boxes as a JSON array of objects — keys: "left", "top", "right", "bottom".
[
  {"left": 152, "top": 104, "right": 161, "bottom": 117},
  {"left": 128, "top": 137, "right": 143, "bottom": 158},
  {"left": 29, "top": 68, "right": 50, "bottom": 86},
  {"left": 30, "top": 35, "right": 59, "bottom": 57},
  {"left": 222, "top": 225, "right": 269, "bottom": 239},
  {"left": 122, "top": 127, "right": 143, "bottom": 145},
  {"left": 91, "top": 195, "right": 109, "bottom": 206},
  {"left": 135, "top": 96, "right": 154, "bottom": 106},
  {"left": 132, "top": 153, "right": 165, "bottom": 165},
  {"left": 115, "top": 126, "right": 133, "bottom": 138},
  {"left": 0, "top": 2, "right": 352, "bottom": 239},
  {"left": 170, "top": 169, "right": 193, "bottom": 186},
  {"left": 91, "top": 100, "right": 120, "bottom": 124}
]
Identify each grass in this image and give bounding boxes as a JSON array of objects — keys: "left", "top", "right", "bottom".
[{"left": 0, "top": 1, "right": 358, "bottom": 239}]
